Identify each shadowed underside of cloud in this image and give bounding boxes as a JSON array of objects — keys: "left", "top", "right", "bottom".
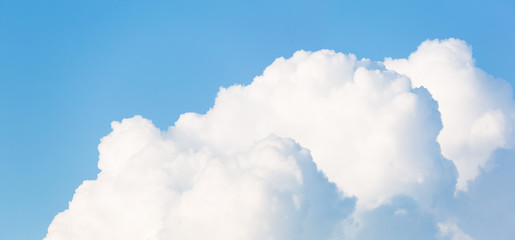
[{"left": 46, "top": 39, "right": 515, "bottom": 240}]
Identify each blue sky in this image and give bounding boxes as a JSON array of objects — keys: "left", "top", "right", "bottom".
[{"left": 1, "top": 1, "right": 514, "bottom": 239}]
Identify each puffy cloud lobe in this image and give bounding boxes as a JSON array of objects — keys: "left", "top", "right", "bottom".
[
  {"left": 384, "top": 38, "right": 515, "bottom": 191},
  {"left": 172, "top": 50, "right": 454, "bottom": 210},
  {"left": 46, "top": 39, "right": 515, "bottom": 239},
  {"left": 46, "top": 117, "right": 353, "bottom": 240}
]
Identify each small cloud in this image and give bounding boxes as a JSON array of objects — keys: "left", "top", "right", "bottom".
[
  {"left": 438, "top": 221, "right": 474, "bottom": 240},
  {"left": 394, "top": 208, "right": 407, "bottom": 216}
]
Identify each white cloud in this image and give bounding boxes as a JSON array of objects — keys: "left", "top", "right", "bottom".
[
  {"left": 46, "top": 39, "right": 515, "bottom": 239},
  {"left": 384, "top": 39, "right": 515, "bottom": 191},
  {"left": 172, "top": 50, "right": 453, "bottom": 210},
  {"left": 45, "top": 117, "right": 352, "bottom": 240},
  {"left": 438, "top": 221, "right": 474, "bottom": 240}
]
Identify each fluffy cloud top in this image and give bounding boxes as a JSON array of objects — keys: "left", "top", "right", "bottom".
[
  {"left": 46, "top": 39, "right": 515, "bottom": 239},
  {"left": 46, "top": 118, "right": 352, "bottom": 240},
  {"left": 173, "top": 50, "right": 453, "bottom": 210},
  {"left": 385, "top": 39, "right": 515, "bottom": 191}
]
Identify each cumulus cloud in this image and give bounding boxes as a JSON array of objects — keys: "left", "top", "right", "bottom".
[
  {"left": 46, "top": 39, "right": 515, "bottom": 239},
  {"left": 384, "top": 39, "right": 515, "bottom": 191},
  {"left": 172, "top": 50, "right": 453, "bottom": 210},
  {"left": 46, "top": 117, "right": 353, "bottom": 240}
]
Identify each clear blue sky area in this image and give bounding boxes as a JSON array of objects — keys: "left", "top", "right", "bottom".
[{"left": 1, "top": 0, "right": 514, "bottom": 239}]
